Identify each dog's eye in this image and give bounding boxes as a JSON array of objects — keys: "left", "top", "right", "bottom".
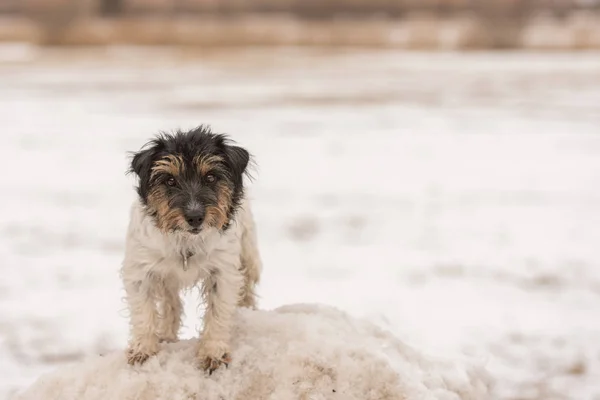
[
  {"left": 166, "top": 177, "right": 176, "bottom": 187},
  {"left": 205, "top": 174, "right": 216, "bottom": 184}
]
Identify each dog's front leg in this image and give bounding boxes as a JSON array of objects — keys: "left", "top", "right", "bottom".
[
  {"left": 124, "top": 278, "right": 160, "bottom": 365},
  {"left": 157, "top": 277, "right": 182, "bottom": 343},
  {"left": 197, "top": 264, "right": 243, "bottom": 373}
]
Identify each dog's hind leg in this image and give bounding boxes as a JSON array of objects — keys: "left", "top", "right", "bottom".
[{"left": 237, "top": 204, "right": 262, "bottom": 309}]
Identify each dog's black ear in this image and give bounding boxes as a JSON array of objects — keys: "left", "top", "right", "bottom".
[
  {"left": 224, "top": 145, "right": 250, "bottom": 178},
  {"left": 130, "top": 147, "right": 154, "bottom": 179},
  {"left": 128, "top": 146, "right": 157, "bottom": 201}
]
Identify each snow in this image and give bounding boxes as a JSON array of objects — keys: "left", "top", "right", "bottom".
[
  {"left": 14, "top": 304, "right": 491, "bottom": 400},
  {"left": 1, "top": 47, "right": 600, "bottom": 400}
]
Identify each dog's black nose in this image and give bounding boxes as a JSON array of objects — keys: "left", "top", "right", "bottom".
[{"left": 185, "top": 210, "right": 205, "bottom": 228}]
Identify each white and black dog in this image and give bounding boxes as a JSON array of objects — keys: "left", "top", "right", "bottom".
[{"left": 120, "top": 126, "right": 262, "bottom": 373}]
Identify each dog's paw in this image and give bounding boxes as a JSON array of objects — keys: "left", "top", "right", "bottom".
[
  {"left": 200, "top": 353, "right": 231, "bottom": 374},
  {"left": 126, "top": 348, "right": 157, "bottom": 366},
  {"left": 197, "top": 340, "right": 231, "bottom": 374}
]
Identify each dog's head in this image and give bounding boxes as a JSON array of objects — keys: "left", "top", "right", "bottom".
[{"left": 128, "top": 125, "right": 250, "bottom": 234}]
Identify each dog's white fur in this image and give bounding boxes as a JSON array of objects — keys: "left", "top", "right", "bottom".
[{"left": 120, "top": 195, "right": 261, "bottom": 367}]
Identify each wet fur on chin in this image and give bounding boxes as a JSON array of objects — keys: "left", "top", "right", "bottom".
[{"left": 121, "top": 125, "right": 262, "bottom": 373}]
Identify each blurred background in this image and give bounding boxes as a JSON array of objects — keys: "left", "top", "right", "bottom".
[
  {"left": 1, "top": 1, "right": 600, "bottom": 400},
  {"left": 1, "top": 0, "right": 600, "bottom": 48}
]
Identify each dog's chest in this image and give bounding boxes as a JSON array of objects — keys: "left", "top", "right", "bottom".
[
  {"left": 153, "top": 230, "right": 240, "bottom": 288},
  {"left": 124, "top": 204, "right": 243, "bottom": 287},
  {"left": 156, "top": 237, "right": 216, "bottom": 287},
  {"left": 161, "top": 249, "right": 209, "bottom": 287}
]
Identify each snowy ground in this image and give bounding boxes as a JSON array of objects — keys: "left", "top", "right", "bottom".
[{"left": 0, "top": 46, "right": 599, "bottom": 400}]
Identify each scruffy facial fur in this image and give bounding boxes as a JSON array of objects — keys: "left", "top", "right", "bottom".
[
  {"left": 129, "top": 126, "right": 250, "bottom": 234},
  {"left": 121, "top": 126, "right": 262, "bottom": 373}
]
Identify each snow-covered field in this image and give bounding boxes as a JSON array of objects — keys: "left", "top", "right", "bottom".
[{"left": 1, "top": 46, "right": 599, "bottom": 400}]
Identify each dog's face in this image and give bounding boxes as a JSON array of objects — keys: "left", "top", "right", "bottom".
[{"left": 129, "top": 126, "right": 250, "bottom": 234}]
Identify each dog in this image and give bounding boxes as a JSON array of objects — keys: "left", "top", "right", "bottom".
[{"left": 120, "top": 125, "right": 262, "bottom": 373}]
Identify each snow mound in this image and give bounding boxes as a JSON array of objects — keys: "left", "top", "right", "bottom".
[{"left": 16, "top": 304, "right": 491, "bottom": 400}]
